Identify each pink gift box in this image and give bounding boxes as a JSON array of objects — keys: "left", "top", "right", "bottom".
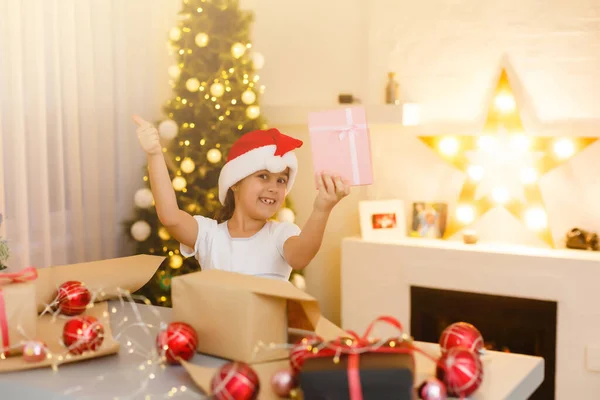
[{"left": 308, "top": 106, "right": 374, "bottom": 187}]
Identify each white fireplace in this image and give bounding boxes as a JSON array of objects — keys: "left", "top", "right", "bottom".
[{"left": 340, "top": 236, "right": 600, "bottom": 399}]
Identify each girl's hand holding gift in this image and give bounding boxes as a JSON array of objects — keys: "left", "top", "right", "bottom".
[{"left": 313, "top": 172, "right": 351, "bottom": 213}]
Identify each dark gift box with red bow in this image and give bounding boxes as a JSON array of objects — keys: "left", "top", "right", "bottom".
[
  {"left": 300, "top": 350, "right": 414, "bottom": 400},
  {"left": 295, "top": 316, "right": 416, "bottom": 400}
]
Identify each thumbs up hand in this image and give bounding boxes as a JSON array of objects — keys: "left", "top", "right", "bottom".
[{"left": 133, "top": 115, "right": 162, "bottom": 155}]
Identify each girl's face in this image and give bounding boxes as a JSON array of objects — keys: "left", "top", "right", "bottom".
[{"left": 234, "top": 169, "right": 289, "bottom": 220}]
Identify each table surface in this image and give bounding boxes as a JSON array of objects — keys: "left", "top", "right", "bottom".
[{"left": 0, "top": 301, "right": 543, "bottom": 400}]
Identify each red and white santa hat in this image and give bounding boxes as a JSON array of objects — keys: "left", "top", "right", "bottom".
[{"left": 218, "top": 128, "right": 303, "bottom": 204}]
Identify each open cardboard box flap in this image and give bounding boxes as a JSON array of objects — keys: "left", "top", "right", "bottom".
[
  {"left": 181, "top": 358, "right": 290, "bottom": 400},
  {"left": 35, "top": 255, "right": 164, "bottom": 313},
  {"left": 172, "top": 269, "right": 347, "bottom": 364}
]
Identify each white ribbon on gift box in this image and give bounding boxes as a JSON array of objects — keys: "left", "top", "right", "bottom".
[{"left": 310, "top": 108, "right": 366, "bottom": 185}]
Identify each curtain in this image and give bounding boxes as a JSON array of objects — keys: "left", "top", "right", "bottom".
[{"left": 0, "top": 0, "right": 179, "bottom": 269}]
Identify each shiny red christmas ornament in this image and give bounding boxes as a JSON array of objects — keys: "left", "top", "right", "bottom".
[
  {"left": 271, "top": 368, "right": 296, "bottom": 397},
  {"left": 156, "top": 322, "right": 198, "bottom": 365},
  {"left": 439, "top": 322, "right": 484, "bottom": 354},
  {"left": 211, "top": 361, "right": 260, "bottom": 400},
  {"left": 290, "top": 335, "right": 321, "bottom": 373},
  {"left": 57, "top": 281, "right": 91, "bottom": 316},
  {"left": 436, "top": 347, "right": 483, "bottom": 397},
  {"left": 417, "top": 377, "right": 447, "bottom": 400},
  {"left": 22, "top": 340, "right": 48, "bottom": 363},
  {"left": 63, "top": 316, "right": 104, "bottom": 355}
]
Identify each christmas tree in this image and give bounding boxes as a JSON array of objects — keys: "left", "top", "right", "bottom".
[{"left": 125, "top": 0, "right": 304, "bottom": 306}]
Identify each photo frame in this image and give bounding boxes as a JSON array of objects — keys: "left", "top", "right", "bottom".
[
  {"left": 359, "top": 199, "right": 406, "bottom": 241},
  {"left": 409, "top": 202, "right": 448, "bottom": 239}
]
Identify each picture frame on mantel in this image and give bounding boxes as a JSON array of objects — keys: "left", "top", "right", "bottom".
[
  {"left": 359, "top": 199, "right": 406, "bottom": 241},
  {"left": 409, "top": 202, "right": 448, "bottom": 239}
]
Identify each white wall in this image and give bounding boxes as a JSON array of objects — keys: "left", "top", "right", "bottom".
[
  {"left": 250, "top": 0, "right": 600, "bottom": 121},
  {"left": 242, "top": 0, "right": 367, "bottom": 106}
]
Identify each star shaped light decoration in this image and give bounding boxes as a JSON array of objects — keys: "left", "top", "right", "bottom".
[{"left": 419, "top": 68, "right": 598, "bottom": 247}]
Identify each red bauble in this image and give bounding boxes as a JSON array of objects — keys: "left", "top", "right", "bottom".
[
  {"left": 436, "top": 347, "right": 483, "bottom": 397},
  {"left": 290, "top": 336, "right": 321, "bottom": 373},
  {"left": 439, "top": 322, "right": 484, "bottom": 354},
  {"left": 22, "top": 340, "right": 48, "bottom": 363},
  {"left": 271, "top": 368, "right": 296, "bottom": 397},
  {"left": 418, "top": 377, "right": 447, "bottom": 400},
  {"left": 63, "top": 316, "right": 104, "bottom": 355},
  {"left": 57, "top": 281, "right": 91, "bottom": 316},
  {"left": 156, "top": 322, "right": 198, "bottom": 365},
  {"left": 211, "top": 361, "right": 260, "bottom": 400}
]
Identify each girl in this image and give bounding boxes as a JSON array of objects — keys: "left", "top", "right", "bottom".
[{"left": 133, "top": 115, "right": 350, "bottom": 281}]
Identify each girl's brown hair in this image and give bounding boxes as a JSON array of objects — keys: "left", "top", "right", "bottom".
[{"left": 213, "top": 189, "right": 235, "bottom": 223}]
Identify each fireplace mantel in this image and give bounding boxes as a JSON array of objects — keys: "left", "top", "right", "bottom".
[{"left": 340, "top": 236, "right": 600, "bottom": 399}]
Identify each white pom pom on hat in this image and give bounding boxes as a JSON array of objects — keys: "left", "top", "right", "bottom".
[{"left": 218, "top": 128, "right": 303, "bottom": 204}]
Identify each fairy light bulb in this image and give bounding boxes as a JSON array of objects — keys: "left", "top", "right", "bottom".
[
  {"left": 207, "top": 149, "right": 222, "bottom": 164},
  {"left": 210, "top": 83, "right": 225, "bottom": 97},
  {"left": 456, "top": 205, "right": 475, "bottom": 224},
  {"left": 525, "top": 207, "right": 547, "bottom": 230},
  {"left": 180, "top": 158, "right": 195, "bottom": 173},
  {"left": 438, "top": 137, "right": 459, "bottom": 156},
  {"left": 170, "top": 255, "right": 183, "bottom": 269},
  {"left": 231, "top": 42, "right": 246, "bottom": 58},
  {"left": 494, "top": 92, "right": 516, "bottom": 113},
  {"left": 553, "top": 138, "right": 575, "bottom": 159},
  {"left": 195, "top": 32, "right": 209, "bottom": 47},
  {"left": 520, "top": 167, "right": 538, "bottom": 184},
  {"left": 172, "top": 177, "right": 187, "bottom": 191},
  {"left": 241, "top": 89, "right": 256, "bottom": 105},
  {"left": 510, "top": 134, "right": 531, "bottom": 152},
  {"left": 246, "top": 105, "right": 260, "bottom": 120},
  {"left": 186, "top": 78, "right": 200, "bottom": 92},
  {"left": 467, "top": 165, "right": 484, "bottom": 181},
  {"left": 477, "top": 135, "right": 495, "bottom": 151},
  {"left": 492, "top": 187, "right": 509, "bottom": 204}
]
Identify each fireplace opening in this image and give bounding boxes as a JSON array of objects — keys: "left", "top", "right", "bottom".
[{"left": 410, "top": 286, "right": 557, "bottom": 399}]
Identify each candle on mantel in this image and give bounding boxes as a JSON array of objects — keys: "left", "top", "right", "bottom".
[{"left": 463, "top": 229, "right": 478, "bottom": 245}]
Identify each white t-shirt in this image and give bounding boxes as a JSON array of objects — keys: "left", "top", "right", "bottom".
[{"left": 180, "top": 215, "right": 301, "bottom": 281}]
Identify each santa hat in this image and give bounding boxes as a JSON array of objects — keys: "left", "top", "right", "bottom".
[{"left": 218, "top": 128, "right": 303, "bottom": 204}]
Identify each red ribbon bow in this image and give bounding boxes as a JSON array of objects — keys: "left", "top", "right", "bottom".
[
  {"left": 301, "top": 315, "right": 443, "bottom": 400},
  {"left": 0, "top": 267, "right": 38, "bottom": 285},
  {"left": 0, "top": 266, "right": 38, "bottom": 355}
]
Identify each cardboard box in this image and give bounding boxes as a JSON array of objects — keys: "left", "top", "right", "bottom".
[
  {"left": 172, "top": 269, "right": 346, "bottom": 363},
  {"left": 0, "top": 254, "right": 163, "bottom": 373},
  {"left": 35, "top": 254, "right": 163, "bottom": 313},
  {"left": 308, "top": 106, "right": 374, "bottom": 187}
]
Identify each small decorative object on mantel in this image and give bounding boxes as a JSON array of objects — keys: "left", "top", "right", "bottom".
[
  {"left": 565, "top": 227, "right": 599, "bottom": 251},
  {"left": 462, "top": 229, "right": 478, "bottom": 245},
  {"left": 338, "top": 93, "right": 361, "bottom": 104},
  {"left": 385, "top": 72, "right": 400, "bottom": 104}
]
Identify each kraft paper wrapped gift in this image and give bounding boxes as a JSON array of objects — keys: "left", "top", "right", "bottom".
[
  {"left": 308, "top": 106, "right": 374, "bottom": 187},
  {"left": 0, "top": 254, "right": 163, "bottom": 373},
  {"left": 171, "top": 269, "right": 346, "bottom": 364},
  {"left": 0, "top": 268, "right": 38, "bottom": 356}
]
